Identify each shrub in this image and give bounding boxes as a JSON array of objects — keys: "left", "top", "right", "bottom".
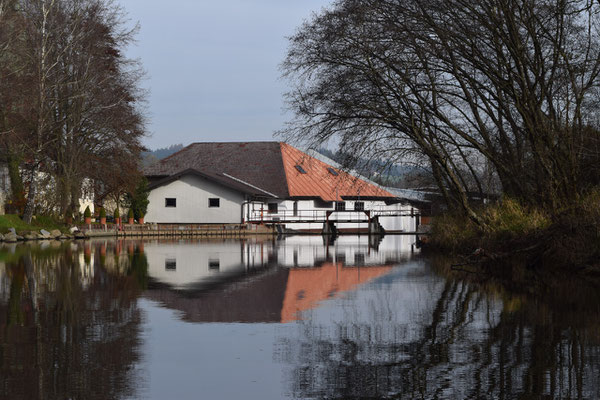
[
  {"left": 99, "top": 208, "right": 106, "bottom": 218},
  {"left": 429, "top": 212, "right": 479, "bottom": 252},
  {"left": 114, "top": 208, "right": 120, "bottom": 219},
  {"left": 125, "top": 178, "right": 150, "bottom": 220},
  {"left": 430, "top": 193, "right": 600, "bottom": 272},
  {"left": 128, "top": 209, "right": 134, "bottom": 219},
  {"left": 481, "top": 198, "right": 550, "bottom": 240},
  {"left": 429, "top": 198, "right": 551, "bottom": 252},
  {"left": 542, "top": 189, "right": 600, "bottom": 268},
  {"left": 84, "top": 206, "right": 91, "bottom": 218}
]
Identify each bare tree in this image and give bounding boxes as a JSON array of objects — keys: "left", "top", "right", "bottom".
[
  {"left": 1, "top": 0, "right": 146, "bottom": 221},
  {"left": 18, "top": 0, "right": 62, "bottom": 223},
  {"left": 282, "top": 0, "right": 600, "bottom": 221},
  {"left": 46, "top": 0, "right": 146, "bottom": 216}
]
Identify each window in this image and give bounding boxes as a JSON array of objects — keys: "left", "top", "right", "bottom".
[
  {"left": 209, "top": 259, "right": 220, "bottom": 270},
  {"left": 315, "top": 199, "right": 334, "bottom": 209},
  {"left": 295, "top": 165, "right": 307, "bottom": 174},
  {"left": 293, "top": 201, "right": 298, "bottom": 216},
  {"left": 165, "top": 198, "right": 176, "bottom": 207},
  {"left": 354, "top": 253, "right": 365, "bottom": 264},
  {"left": 165, "top": 259, "right": 176, "bottom": 270},
  {"left": 327, "top": 167, "right": 339, "bottom": 176},
  {"left": 354, "top": 201, "right": 365, "bottom": 211},
  {"left": 335, "top": 201, "right": 346, "bottom": 211},
  {"left": 268, "top": 203, "right": 278, "bottom": 214},
  {"left": 209, "top": 198, "right": 220, "bottom": 208}
]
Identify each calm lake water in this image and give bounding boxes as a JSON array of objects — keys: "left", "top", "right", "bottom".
[{"left": 0, "top": 235, "right": 599, "bottom": 399}]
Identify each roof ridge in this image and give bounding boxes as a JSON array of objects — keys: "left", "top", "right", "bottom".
[
  {"left": 222, "top": 173, "right": 279, "bottom": 198},
  {"left": 188, "top": 141, "right": 281, "bottom": 145}
]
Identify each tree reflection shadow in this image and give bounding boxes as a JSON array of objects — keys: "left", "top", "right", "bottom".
[
  {"left": 277, "top": 259, "right": 600, "bottom": 399},
  {"left": 0, "top": 240, "right": 148, "bottom": 400}
]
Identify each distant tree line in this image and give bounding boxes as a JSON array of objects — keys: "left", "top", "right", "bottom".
[
  {"left": 0, "top": 0, "right": 146, "bottom": 222},
  {"left": 282, "top": 0, "right": 600, "bottom": 225},
  {"left": 317, "top": 147, "right": 435, "bottom": 188},
  {"left": 141, "top": 143, "right": 184, "bottom": 167}
]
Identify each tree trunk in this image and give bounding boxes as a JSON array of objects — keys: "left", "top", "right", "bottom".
[
  {"left": 7, "top": 152, "right": 24, "bottom": 209},
  {"left": 22, "top": 162, "right": 38, "bottom": 223}
]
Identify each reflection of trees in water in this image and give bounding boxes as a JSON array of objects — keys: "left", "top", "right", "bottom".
[
  {"left": 0, "top": 241, "right": 148, "bottom": 400},
  {"left": 277, "top": 267, "right": 600, "bottom": 399}
]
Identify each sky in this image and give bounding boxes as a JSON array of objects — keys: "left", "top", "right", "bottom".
[{"left": 121, "top": 0, "right": 333, "bottom": 150}]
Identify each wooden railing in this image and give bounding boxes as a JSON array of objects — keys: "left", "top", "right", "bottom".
[{"left": 245, "top": 208, "right": 419, "bottom": 223}]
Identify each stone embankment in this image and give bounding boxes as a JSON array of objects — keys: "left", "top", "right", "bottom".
[{"left": 0, "top": 228, "right": 87, "bottom": 243}]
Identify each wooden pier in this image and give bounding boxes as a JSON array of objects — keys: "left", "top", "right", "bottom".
[{"left": 82, "top": 223, "right": 276, "bottom": 238}]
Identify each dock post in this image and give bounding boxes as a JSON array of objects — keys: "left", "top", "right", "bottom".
[{"left": 368, "top": 216, "right": 385, "bottom": 235}]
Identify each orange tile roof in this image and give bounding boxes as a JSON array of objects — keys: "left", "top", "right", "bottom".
[
  {"left": 280, "top": 262, "right": 393, "bottom": 323},
  {"left": 280, "top": 143, "right": 395, "bottom": 201}
]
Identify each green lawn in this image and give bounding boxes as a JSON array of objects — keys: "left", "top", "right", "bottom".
[{"left": 0, "top": 214, "right": 66, "bottom": 234}]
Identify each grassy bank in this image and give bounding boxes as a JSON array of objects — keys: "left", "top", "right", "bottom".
[
  {"left": 0, "top": 214, "right": 66, "bottom": 234},
  {"left": 428, "top": 192, "right": 600, "bottom": 273}
]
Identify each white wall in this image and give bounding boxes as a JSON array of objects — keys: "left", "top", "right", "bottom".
[
  {"left": 78, "top": 178, "right": 95, "bottom": 215},
  {"left": 244, "top": 199, "right": 417, "bottom": 232},
  {"left": 146, "top": 179, "right": 417, "bottom": 228},
  {"left": 146, "top": 174, "right": 245, "bottom": 224}
]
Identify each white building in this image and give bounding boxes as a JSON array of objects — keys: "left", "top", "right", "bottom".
[
  {"left": 144, "top": 142, "right": 420, "bottom": 233},
  {"left": 0, "top": 162, "right": 95, "bottom": 216}
]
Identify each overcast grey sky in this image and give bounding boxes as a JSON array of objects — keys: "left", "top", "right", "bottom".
[{"left": 122, "top": 0, "right": 332, "bottom": 150}]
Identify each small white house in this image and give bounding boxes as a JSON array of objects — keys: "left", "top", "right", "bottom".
[
  {"left": 145, "top": 170, "right": 250, "bottom": 224},
  {"left": 144, "top": 142, "right": 420, "bottom": 233}
]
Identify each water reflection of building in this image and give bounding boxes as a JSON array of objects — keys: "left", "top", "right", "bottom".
[
  {"left": 281, "top": 262, "right": 393, "bottom": 322},
  {"left": 274, "top": 235, "right": 417, "bottom": 267},
  {"left": 143, "top": 238, "right": 275, "bottom": 291},
  {"left": 143, "top": 235, "right": 418, "bottom": 323},
  {"left": 276, "top": 263, "right": 600, "bottom": 400}
]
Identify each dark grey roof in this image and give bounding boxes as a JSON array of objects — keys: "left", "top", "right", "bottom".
[{"left": 144, "top": 142, "right": 289, "bottom": 198}]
